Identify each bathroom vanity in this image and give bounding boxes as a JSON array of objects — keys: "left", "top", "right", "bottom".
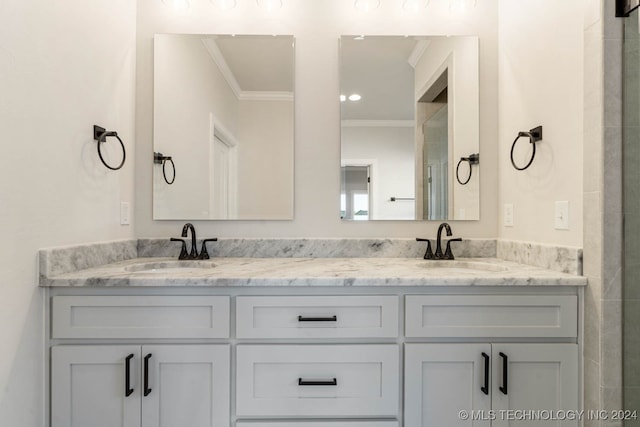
[{"left": 40, "top": 241, "right": 585, "bottom": 427}]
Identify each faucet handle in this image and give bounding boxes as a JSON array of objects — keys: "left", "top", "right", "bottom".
[
  {"left": 199, "top": 238, "right": 218, "bottom": 260},
  {"left": 170, "top": 238, "right": 189, "bottom": 260},
  {"left": 444, "top": 238, "right": 463, "bottom": 260},
  {"left": 416, "top": 238, "right": 435, "bottom": 260}
]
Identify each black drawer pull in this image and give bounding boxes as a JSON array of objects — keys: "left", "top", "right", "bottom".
[
  {"left": 481, "top": 352, "right": 489, "bottom": 395},
  {"left": 144, "top": 353, "right": 152, "bottom": 396},
  {"left": 125, "top": 354, "right": 134, "bottom": 397},
  {"left": 298, "top": 378, "right": 338, "bottom": 386},
  {"left": 499, "top": 352, "right": 508, "bottom": 395},
  {"left": 297, "top": 315, "right": 337, "bottom": 322}
]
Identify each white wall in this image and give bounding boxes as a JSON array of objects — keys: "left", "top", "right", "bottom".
[
  {"left": 341, "top": 126, "right": 415, "bottom": 220},
  {"left": 135, "top": 0, "right": 499, "bottom": 238},
  {"left": 0, "top": 0, "right": 137, "bottom": 425},
  {"left": 498, "top": 0, "right": 584, "bottom": 247}
]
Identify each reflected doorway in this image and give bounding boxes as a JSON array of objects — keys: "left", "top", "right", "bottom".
[
  {"left": 209, "top": 116, "right": 238, "bottom": 219},
  {"left": 341, "top": 165, "right": 371, "bottom": 220},
  {"left": 423, "top": 101, "right": 448, "bottom": 220},
  {"left": 416, "top": 72, "right": 450, "bottom": 221}
]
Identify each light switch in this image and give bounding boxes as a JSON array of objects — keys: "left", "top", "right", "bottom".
[
  {"left": 555, "top": 201, "right": 569, "bottom": 230},
  {"left": 120, "top": 202, "right": 130, "bottom": 225},
  {"left": 504, "top": 204, "right": 514, "bottom": 227}
]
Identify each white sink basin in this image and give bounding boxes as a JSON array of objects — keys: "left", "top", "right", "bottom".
[
  {"left": 125, "top": 260, "right": 216, "bottom": 274},
  {"left": 419, "top": 260, "right": 510, "bottom": 273}
]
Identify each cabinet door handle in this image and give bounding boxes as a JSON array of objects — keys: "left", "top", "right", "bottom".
[
  {"left": 125, "top": 354, "right": 134, "bottom": 397},
  {"left": 481, "top": 352, "right": 489, "bottom": 395},
  {"left": 298, "top": 378, "right": 338, "bottom": 386},
  {"left": 499, "top": 352, "right": 508, "bottom": 395},
  {"left": 143, "top": 353, "right": 152, "bottom": 397},
  {"left": 297, "top": 315, "right": 337, "bottom": 322}
]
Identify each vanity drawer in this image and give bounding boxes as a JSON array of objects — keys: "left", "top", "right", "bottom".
[
  {"left": 237, "top": 423, "right": 398, "bottom": 427},
  {"left": 236, "top": 296, "right": 399, "bottom": 338},
  {"left": 405, "top": 295, "right": 577, "bottom": 338},
  {"left": 236, "top": 344, "right": 399, "bottom": 417},
  {"left": 52, "top": 296, "right": 230, "bottom": 339}
]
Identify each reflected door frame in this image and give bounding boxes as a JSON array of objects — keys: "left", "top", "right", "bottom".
[
  {"left": 209, "top": 113, "right": 238, "bottom": 219},
  {"left": 415, "top": 53, "right": 454, "bottom": 221},
  {"left": 341, "top": 159, "right": 377, "bottom": 220}
]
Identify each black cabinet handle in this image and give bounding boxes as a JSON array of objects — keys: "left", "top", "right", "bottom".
[
  {"left": 499, "top": 352, "right": 508, "bottom": 395},
  {"left": 297, "top": 315, "right": 337, "bottom": 322},
  {"left": 143, "top": 353, "right": 152, "bottom": 397},
  {"left": 125, "top": 354, "right": 134, "bottom": 397},
  {"left": 481, "top": 352, "right": 489, "bottom": 395},
  {"left": 298, "top": 378, "right": 338, "bottom": 386}
]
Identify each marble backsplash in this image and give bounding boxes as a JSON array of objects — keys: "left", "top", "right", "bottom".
[
  {"left": 497, "top": 239, "right": 583, "bottom": 275},
  {"left": 39, "top": 239, "right": 138, "bottom": 278},
  {"left": 39, "top": 238, "right": 583, "bottom": 277},
  {"left": 137, "top": 238, "right": 497, "bottom": 259}
]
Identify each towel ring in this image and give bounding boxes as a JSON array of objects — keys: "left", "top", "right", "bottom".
[
  {"left": 93, "top": 125, "right": 126, "bottom": 171},
  {"left": 154, "top": 152, "right": 175, "bottom": 185},
  {"left": 455, "top": 153, "right": 479, "bottom": 185},
  {"left": 510, "top": 126, "right": 542, "bottom": 171}
]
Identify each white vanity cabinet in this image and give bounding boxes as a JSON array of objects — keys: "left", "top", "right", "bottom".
[
  {"left": 46, "top": 288, "right": 581, "bottom": 427},
  {"left": 235, "top": 295, "right": 401, "bottom": 423},
  {"left": 51, "top": 344, "right": 230, "bottom": 427},
  {"left": 404, "top": 295, "right": 579, "bottom": 427},
  {"left": 49, "top": 295, "right": 231, "bottom": 427},
  {"left": 405, "top": 343, "right": 578, "bottom": 426}
]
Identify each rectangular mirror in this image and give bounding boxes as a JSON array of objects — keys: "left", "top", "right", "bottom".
[
  {"left": 153, "top": 34, "right": 294, "bottom": 220},
  {"left": 340, "top": 35, "right": 479, "bottom": 221}
]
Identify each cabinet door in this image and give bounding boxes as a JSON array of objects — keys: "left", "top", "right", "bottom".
[
  {"left": 405, "top": 344, "right": 492, "bottom": 427},
  {"left": 141, "top": 345, "right": 230, "bottom": 427},
  {"left": 492, "top": 344, "right": 578, "bottom": 427},
  {"left": 51, "top": 345, "right": 141, "bottom": 427}
]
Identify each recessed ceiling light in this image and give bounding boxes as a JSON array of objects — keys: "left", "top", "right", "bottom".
[
  {"left": 340, "top": 95, "right": 347, "bottom": 102},
  {"left": 257, "top": 0, "right": 282, "bottom": 11},
  {"left": 354, "top": 0, "right": 380, "bottom": 13},
  {"left": 162, "top": 0, "right": 190, "bottom": 11},
  {"left": 213, "top": 0, "right": 236, "bottom": 10},
  {"left": 450, "top": 0, "right": 477, "bottom": 13},
  {"left": 348, "top": 94, "right": 362, "bottom": 101},
  {"left": 403, "top": 0, "right": 428, "bottom": 13}
]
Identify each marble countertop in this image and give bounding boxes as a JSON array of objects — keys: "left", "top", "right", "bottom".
[{"left": 39, "top": 257, "right": 587, "bottom": 287}]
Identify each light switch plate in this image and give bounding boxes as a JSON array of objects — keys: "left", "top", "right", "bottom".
[
  {"left": 504, "top": 204, "right": 514, "bottom": 227},
  {"left": 555, "top": 201, "right": 569, "bottom": 230},
  {"left": 120, "top": 202, "right": 130, "bottom": 225}
]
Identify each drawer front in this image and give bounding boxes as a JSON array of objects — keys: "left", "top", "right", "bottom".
[
  {"left": 236, "top": 423, "right": 398, "bottom": 427},
  {"left": 405, "top": 295, "right": 577, "bottom": 338},
  {"left": 236, "top": 296, "right": 399, "bottom": 338},
  {"left": 236, "top": 345, "right": 399, "bottom": 417},
  {"left": 52, "top": 296, "right": 230, "bottom": 339}
]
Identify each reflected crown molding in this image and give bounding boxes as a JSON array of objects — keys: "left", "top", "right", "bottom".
[
  {"left": 202, "top": 37, "right": 242, "bottom": 96},
  {"left": 407, "top": 40, "right": 431, "bottom": 68},
  {"left": 239, "top": 91, "right": 294, "bottom": 101},
  {"left": 341, "top": 119, "right": 415, "bottom": 128},
  {"left": 202, "top": 37, "right": 292, "bottom": 102}
]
